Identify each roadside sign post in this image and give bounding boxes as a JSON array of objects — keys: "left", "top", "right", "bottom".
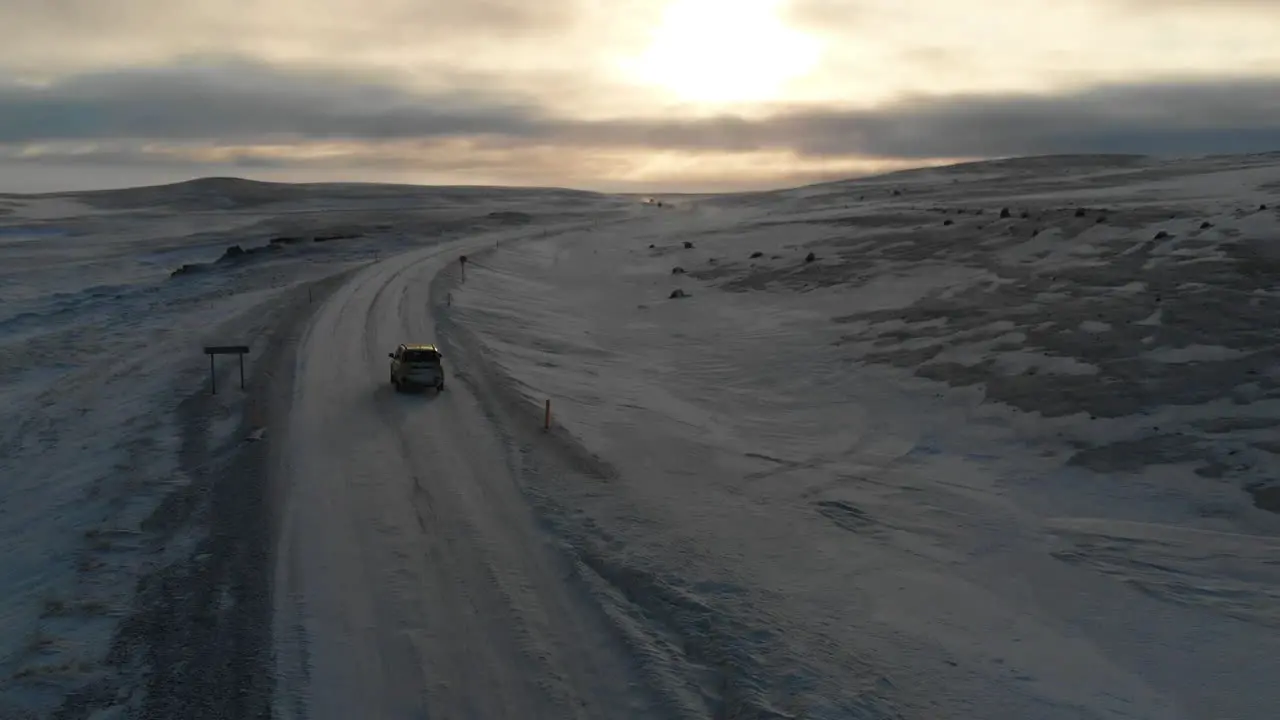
[
  {"left": 203, "top": 344, "right": 250, "bottom": 394},
  {"left": 460, "top": 254, "right": 467, "bottom": 283}
]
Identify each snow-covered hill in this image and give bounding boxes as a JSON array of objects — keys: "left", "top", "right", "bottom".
[
  {"left": 2, "top": 155, "right": 1278, "bottom": 719},
  {"left": 449, "top": 154, "right": 1280, "bottom": 719}
]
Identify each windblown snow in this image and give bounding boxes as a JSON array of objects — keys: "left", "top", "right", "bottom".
[{"left": 2, "top": 157, "right": 1279, "bottom": 719}]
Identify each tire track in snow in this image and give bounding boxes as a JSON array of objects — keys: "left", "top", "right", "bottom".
[
  {"left": 273, "top": 238, "right": 670, "bottom": 720},
  {"left": 429, "top": 243, "right": 769, "bottom": 720}
]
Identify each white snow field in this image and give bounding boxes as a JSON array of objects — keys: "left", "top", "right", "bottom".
[
  {"left": 440, "top": 154, "right": 1280, "bottom": 720},
  {"left": 0, "top": 178, "right": 623, "bottom": 718},
  {"left": 1, "top": 154, "right": 1278, "bottom": 719}
]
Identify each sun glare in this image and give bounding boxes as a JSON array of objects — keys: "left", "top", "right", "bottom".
[{"left": 623, "top": 0, "right": 821, "bottom": 106}]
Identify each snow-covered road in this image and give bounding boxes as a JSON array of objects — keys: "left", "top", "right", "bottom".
[{"left": 273, "top": 238, "right": 665, "bottom": 719}]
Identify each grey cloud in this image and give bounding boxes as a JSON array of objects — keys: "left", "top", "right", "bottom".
[
  {"left": 1, "top": 145, "right": 296, "bottom": 170},
  {"left": 768, "top": 80, "right": 1280, "bottom": 158},
  {"left": 3, "top": 59, "right": 1280, "bottom": 160},
  {"left": 2, "top": 0, "right": 583, "bottom": 42},
  {"left": 0, "top": 58, "right": 552, "bottom": 143},
  {"left": 0, "top": 0, "right": 597, "bottom": 81}
]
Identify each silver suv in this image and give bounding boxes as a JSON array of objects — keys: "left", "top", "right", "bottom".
[{"left": 389, "top": 343, "right": 445, "bottom": 392}]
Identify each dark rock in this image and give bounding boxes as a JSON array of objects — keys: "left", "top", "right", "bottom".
[
  {"left": 1200, "top": 221, "right": 1214, "bottom": 229},
  {"left": 170, "top": 263, "right": 207, "bottom": 277},
  {"left": 1075, "top": 208, "right": 1087, "bottom": 217},
  {"left": 1154, "top": 230, "right": 1171, "bottom": 240},
  {"left": 1260, "top": 204, "right": 1268, "bottom": 211},
  {"left": 648, "top": 244, "right": 655, "bottom": 249},
  {"left": 268, "top": 236, "right": 302, "bottom": 245},
  {"left": 750, "top": 251, "right": 763, "bottom": 258},
  {"left": 943, "top": 219, "right": 954, "bottom": 226},
  {"left": 669, "top": 288, "right": 689, "bottom": 299},
  {"left": 486, "top": 211, "right": 533, "bottom": 224},
  {"left": 1096, "top": 216, "right": 1106, "bottom": 223},
  {"left": 683, "top": 241, "right": 694, "bottom": 249},
  {"left": 672, "top": 266, "right": 686, "bottom": 274},
  {"left": 1000, "top": 208, "right": 1011, "bottom": 218},
  {"left": 1020, "top": 211, "right": 1030, "bottom": 219},
  {"left": 220, "top": 244, "right": 246, "bottom": 260},
  {"left": 1247, "top": 483, "right": 1280, "bottom": 514},
  {"left": 804, "top": 251, "right": 816, "bottom": 263}
]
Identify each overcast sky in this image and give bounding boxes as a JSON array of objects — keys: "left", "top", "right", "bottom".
[{"left": 3, "top": 0, "right": 1279, "bottom": 192}]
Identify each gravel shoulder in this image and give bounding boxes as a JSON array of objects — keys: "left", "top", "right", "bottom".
[{"left": 50, "top": 268, "right": 358, "bottom": 720}]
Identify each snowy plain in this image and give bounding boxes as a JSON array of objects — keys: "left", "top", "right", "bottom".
[
  {"left": 1, "top": 155, "right": 1278, "bottom": 719},
  {"left": 446, "top": 154, "right": 1280, "bottom": 720},
  {"left": 0, "top": 179, "right": 623, "bottom": 718}
]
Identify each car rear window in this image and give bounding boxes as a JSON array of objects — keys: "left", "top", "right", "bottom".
[{"left": 404, "top": 349, "right": 439, "bottom": 362}]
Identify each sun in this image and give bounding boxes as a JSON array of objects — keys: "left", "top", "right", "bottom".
[{"left": 622, "top": 0, "right": 822, "bottom": 105}]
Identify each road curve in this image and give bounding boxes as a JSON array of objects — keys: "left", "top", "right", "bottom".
[{"left": 271, "top": 240, "right": 663, "bottom": 720}]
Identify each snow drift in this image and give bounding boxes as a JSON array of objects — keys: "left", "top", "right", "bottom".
[{"left": 447, "top": 154, "right": 1280, "bottom": 719}]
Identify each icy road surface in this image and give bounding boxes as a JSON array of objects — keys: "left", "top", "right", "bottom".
[{"left": 272, "top": 239, "right": 666, "bottom": 720}]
